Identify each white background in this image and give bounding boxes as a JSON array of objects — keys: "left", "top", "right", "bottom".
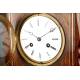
[
  {"left": 0, "top": 0, "right": 80, "bottom": 13},
  {"left": 0, "top": 0, "right": 80, "bottom": 80},
  {"left": 0, "top": 67, "right": 80, "bottom": 80}
]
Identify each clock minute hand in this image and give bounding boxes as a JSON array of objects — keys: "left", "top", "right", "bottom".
[{"left": 40, "top": 28, "right": 56, "bottom": 38}]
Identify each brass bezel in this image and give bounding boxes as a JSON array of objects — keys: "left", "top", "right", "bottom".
[
  {"left": 16, "top": 13, "right": 65, "bottom": 66},
  {"left": 0, "top": 15, "right": 16, "bottom": 54}
]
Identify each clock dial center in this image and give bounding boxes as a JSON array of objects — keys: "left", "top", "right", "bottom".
[{"left": 37, "top": 37, "right": 41, "bottom": 41}]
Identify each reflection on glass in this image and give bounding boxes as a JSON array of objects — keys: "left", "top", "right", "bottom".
[{"left": 0, "top": 22, "right": 10, "bottom": 65}]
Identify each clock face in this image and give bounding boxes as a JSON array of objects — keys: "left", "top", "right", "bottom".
[{"left": 17, "top": 14, "right": 65, "bottom": 65}]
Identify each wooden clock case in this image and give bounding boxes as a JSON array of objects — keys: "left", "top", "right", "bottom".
[{"left": 0, "top": 13, "right": 79, "bottom": 66}]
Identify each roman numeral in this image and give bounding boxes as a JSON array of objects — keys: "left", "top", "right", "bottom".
[
  {"left": 52, "top": 38, "right": 58, "bottom": 40},
  {"left": 46, "top": 52, "right": 50, "bottom": 58},
  {"left": 37, "top": 19, "right": 39, "bottom": 26},
  {"left": 39, "top": 53, "right": 41, "bottom": 60},
  {"left": 31, "top": 50, "right": 34, "bottom": 55},
  {"left": 21, "top": 38, "right": 27, "bottom": 40},
  {"left": 30, "top": 22, "right": 33, "bottom": 28}
]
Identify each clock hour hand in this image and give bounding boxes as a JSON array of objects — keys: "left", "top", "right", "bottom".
[
  {"left": 25, "top": 30, "right": 38, "bottom": 39},
  {"left": 40, "top": 28, "right": 56, "bottom": 38}
]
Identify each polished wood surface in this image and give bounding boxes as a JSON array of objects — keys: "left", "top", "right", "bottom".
[{"left": 76, "top": 14, "right": 80, "bottom": 65}]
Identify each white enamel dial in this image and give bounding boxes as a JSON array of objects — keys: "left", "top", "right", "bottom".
[{"left": 19, "top": 14, "right": 65, "bottom": 64}]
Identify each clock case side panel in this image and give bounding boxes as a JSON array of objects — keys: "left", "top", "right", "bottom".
[
  {"left": 76, "top": 13, "right": 80, "bottom": 65},
  {"left": 53, "top": 13, "right": 79, "bottom": 66}
]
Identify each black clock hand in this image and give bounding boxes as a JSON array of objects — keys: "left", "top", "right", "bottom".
[
  {"left": 40, "top": 28, "right": 56, "bottom": 38},
  {"left": 25, "top": 44, "right": 30, "bottom": 48},
  {"left": 25, "top": 43, "right": 33, "bottom": 48},
  {"left": 50, "top": 46, "right": 56, "bottom": 50},
  {"left": 46, "top": 43, "right": 56, "bottom": 50}
]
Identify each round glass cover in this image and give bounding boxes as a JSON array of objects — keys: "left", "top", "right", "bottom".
[
  {"left": 0, "top": 22, "right": 10, "bottom": 58},
  {"left": 17, "top": 14, "right": 65, "bottom": 65}
]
